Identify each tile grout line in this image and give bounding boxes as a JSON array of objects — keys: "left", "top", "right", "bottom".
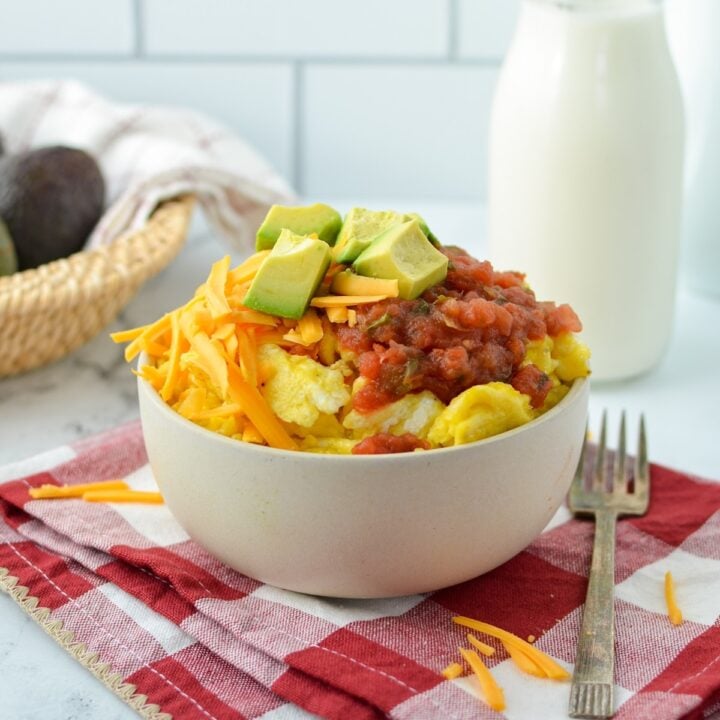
[
  {"left": 133, "top": 0, "right": 145, "bottom": 57},
  {"left": 292, "top": 62, "right": 305, "bottom": 196},
  {"left": 0, "top": 54, "right": 501, "bottom": 67}
]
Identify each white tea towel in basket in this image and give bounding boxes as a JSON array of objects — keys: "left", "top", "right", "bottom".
[{"left": 0, "top": 79, "right": 295, "bottom": 252}]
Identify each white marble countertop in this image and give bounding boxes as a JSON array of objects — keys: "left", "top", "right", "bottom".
[{"left": 1, "top": 201, "right": 718, "bottom": 719}]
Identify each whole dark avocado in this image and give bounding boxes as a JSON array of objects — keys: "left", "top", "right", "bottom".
[{"left": 0, "top": 146, "right": 105, "bottom": 270}]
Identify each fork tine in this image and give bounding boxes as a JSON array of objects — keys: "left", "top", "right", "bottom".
[
  {"left": 613, "top": 411, "right": 627, "bottom": 493},
  {"left": 633, "top": 414, "right": 650, "bottom": 510},
  {"left": 593, "top": 410, "right": 608, "bottom": 491},
  {"left": 571, "top": 421, "right": 589, "bottom": 493}
]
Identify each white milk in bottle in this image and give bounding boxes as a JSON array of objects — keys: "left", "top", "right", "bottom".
[{"left": 488, "top": 0, "right": 684, "bottom": 381}]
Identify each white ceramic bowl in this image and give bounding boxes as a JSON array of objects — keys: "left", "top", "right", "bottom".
[{"left": 138, "top": 371, "right": 589, "bottom": 598}]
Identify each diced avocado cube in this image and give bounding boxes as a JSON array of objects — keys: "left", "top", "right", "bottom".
[
  {"left": 256, "top": 203, "right": 342, "bottom": 251},
  {"left": 334, "top": 208, "right": 440, "bottom": 263},
  {"left": 244, "top": 229, "right": 331, "bottom": 319},
  {"left": 403, "top": 212, "right": 440, "bottom": 247},
  {"left": 352, "top": 220, "right": 448, "bottom": 300},
  {"left": 333, "top": 207, "right": 405, "bottom": 264}
]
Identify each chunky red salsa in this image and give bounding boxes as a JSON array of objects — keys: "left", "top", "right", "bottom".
[{"left": 337, "top": 247, "right": 581, "bottom": 413}]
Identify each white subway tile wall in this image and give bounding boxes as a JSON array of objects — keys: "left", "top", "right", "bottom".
[
  {"left": 0, "top": 0, "right": 136, "bottom": 55},
  {"left": 0, "top": 0, "right": 521, "bottom": 201},
  {"left": 302, "top": 65, "right": 497, "bottom": 200},
  {"left": 458, "top": 0, "right": 522, "bottom": 59},
  {"left": 143, "top": 0, "right": 451, "bottom": 58}
]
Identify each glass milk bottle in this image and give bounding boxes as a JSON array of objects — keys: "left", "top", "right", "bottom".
[{"left": 488, "top": 0, "right": 684, "bottom": 381}]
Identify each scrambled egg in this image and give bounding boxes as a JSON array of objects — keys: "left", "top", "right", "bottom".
[
  {"left": 258, "top": 344, "right": 351, "bottom": 428},
  {"left": 427, "top": 382, "right": 533, "bottom": 447},
  {"left": 298, "top": 436, "right": 359, "bottom": 454},
  {"left": 553, "top": 332, "right": 592, "bottom": 382},
  {"left": 260, "top": 329, "right": 589, "bottom": 452},
  {"left": 522, "top": 336, "right": 558, "bottom": 376},
  {"left": 343, "top": 391, "right": 444, "bottom": 440},
  {"left": 167, "top": 333, "right": 589, "bottom": 453}
]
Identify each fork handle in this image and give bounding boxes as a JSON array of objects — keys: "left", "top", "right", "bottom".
[{"left": 571, "top": 509, "right": 617, "bottom": 710}]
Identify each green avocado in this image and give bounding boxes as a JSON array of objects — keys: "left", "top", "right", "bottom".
[
  {"left": 0, "top": 146, "right": 105, "bottom": 270},
  {"left": 333, "top": 207, "right": 403, "bottom": 264},
  {"left": 352, "top": 219, "right": 448, "bottom": 300},
  {"left": 0, "top": 217, "right": 18, "bottom": 276},
  {"left": 243, "top": 229, "right": 331, "bottom": 319},
  {"left": 256, "top": 203, "right": 342, "bottom": 251},
  {"left": 334, "top": 207, "right": 440, "bottom": 264},
  {"left": 403, "top": 212, "right": 439, "bottom": 247}
]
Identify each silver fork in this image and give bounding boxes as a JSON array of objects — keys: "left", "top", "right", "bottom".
[{"left": 567, "top": 411, "right": 650, "bottom": 719}]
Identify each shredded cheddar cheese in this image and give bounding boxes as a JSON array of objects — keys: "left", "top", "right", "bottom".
[
  {"left": 112, "top": 253, "right": 339, "bottom": 450},
  {"left": 227, "top": 250, "right": 270, "bottom": 284},
  {"left": 330, "top": 272, "right": 399, "bottom": 297},
  {"left": 318, "top": 317, "right": 337, "bottom": 366},
  {"left": 29, "top": 483, "right": 164, "bottom": 505},
  {"left": 82, "top": 490, "right": 164, "bottom": 504},
  {"left": 664, "top": 571, "right": 683, "bottom": 626},
  {"left": 441, "top": 662, "right": 463, "bottom": 680},
  {"left": 134, "top": 364, "right": 164, "bottom": 390},
  {"left": 29, "top": 481, "right": 129, "bottom": 499},
  {"left": 160, "top": 311, "right": 183, "bottom": 401},
  {"left": 282, "top": 328, "right": 306, "bottom": 346},
  {"left": 205, "top": 256, "right": 232, "bottom": 318},
  {"left": 190, "top": 332, "right": 230, "bottom": 398},
  {"left": 458, "top": 647, "right": 506, "bottom": 711},
  {"left": 188, "top": 403, "right": 245, "bottom": 420},
  {"left": 230, "top": 309, "right": 277, "bottom": 326},
  {"left": 453, "top": 616, "right": 570, "bottom": 680},
  {"left": 310, "top": 294, "right": 388, "bottom": 308},
  {"left": 298, "top": 309, "right": 323, "bottom": 344},
  {"left": 123, "top": 314, "right": 172, "bottom": 363},
  {"left": 211, "top": 323, "right": 236, "bottom": 342},
  {"left": 466, "top": 634, "right": 495, "bottom": 657},
  {"left": 283, "top": 310, "right": 324, "bottom": 347},
  {"left": 443, "top": 616, "right": 574, "bottom": 713},
  {"left": 109, "top": 326, "right": 145, "bottom": 344},
  {"left": 502, "top": 641, "right": 546, "bottom": 677},
  {"left": 237, "top": 329, "right": 258, "bottom": 385},
  {"left": 242, "top": 422, "right": 264, "bottom": 444},
  {"left": 226, "top": 361, "right": 297, "bottom": 450},
  {"left": 325, "top": 306, "right": 349, "bottom": 324}
]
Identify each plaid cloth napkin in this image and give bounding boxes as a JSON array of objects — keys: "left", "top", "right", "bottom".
[{"left": 1, "top": 422, "right": 719, "bottom": 720}]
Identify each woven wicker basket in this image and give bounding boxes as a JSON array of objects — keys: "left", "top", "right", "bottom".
[{"left": 0, "top": 195, "right": 195, "bottom": 377}]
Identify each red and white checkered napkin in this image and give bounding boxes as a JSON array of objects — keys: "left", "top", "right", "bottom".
[{"left": 1, "top": 422, "right": 719, "bottom": 720}]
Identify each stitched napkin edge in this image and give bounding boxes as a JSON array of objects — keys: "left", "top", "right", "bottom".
[{"left": 0, "top": 566, "right": 173, "bottom": 720}]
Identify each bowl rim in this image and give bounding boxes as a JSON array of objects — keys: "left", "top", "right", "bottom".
[{"left": 138, "top": 351, "right": 589, "bottom": 463}]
